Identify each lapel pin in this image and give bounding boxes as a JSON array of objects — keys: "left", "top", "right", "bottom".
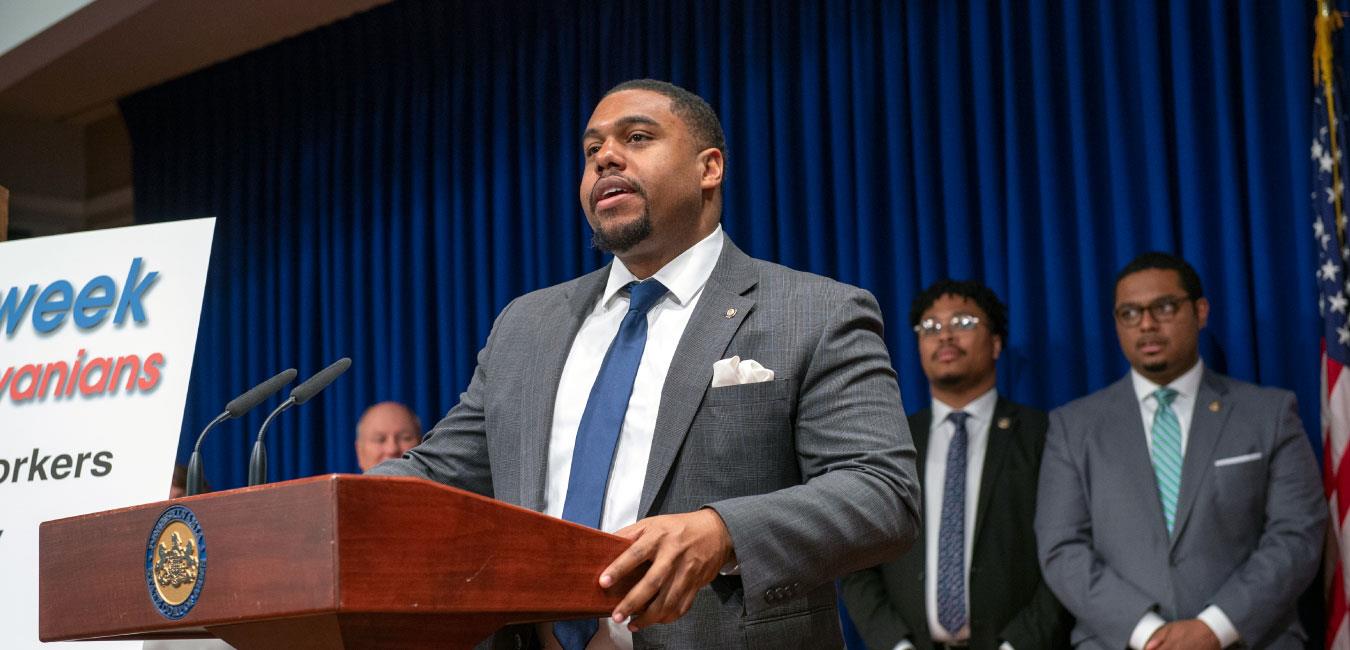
[
  {"left": 996, "top": 417, "right": 1011, "bottom": 430},
  {"left": 725, "top": 308, "right": 737, "bottom": 319},
  {"left": 1209, "top": 401, "right": 1220, "bottom": 412}
]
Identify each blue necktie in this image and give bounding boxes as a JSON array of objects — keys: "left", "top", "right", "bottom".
[
  {"left": 554, "top": 279, "right": 668, "bottom": 650},
  {"left": 937, "top": 411, "right": 969, "bottom": 635}
]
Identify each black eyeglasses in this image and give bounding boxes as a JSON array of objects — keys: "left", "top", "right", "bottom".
[
  {"left": 1114, "top": 296, "right": 1193, "bottom": 326},
  {"left": 914, "top": 314, "right": 981, "bottom": 337}
]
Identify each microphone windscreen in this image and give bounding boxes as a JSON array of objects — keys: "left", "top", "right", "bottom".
[
  {"left": 224, "top": 368, "right": 298, "bottom": 417},
  {"left": 291, "top": 357, "right": 352, "bottom": 405}
]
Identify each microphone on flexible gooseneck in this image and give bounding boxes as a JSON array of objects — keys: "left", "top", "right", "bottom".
[
  {"left": 185, "top": 368, "right": 298, "bottom": 497},
  {"left": 247, "top": 358, "right": 352, "bottom": 487}
]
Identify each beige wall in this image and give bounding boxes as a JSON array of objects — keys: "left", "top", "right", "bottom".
[
  {"left": 83, "top": 111, "right": 134, "bottom": 230},
  {"left": 0, "top": 108, "right": 132, "bottom": 240},
  {"left": 0, "top": 113, "right": 84, "bottom": 196},
  {"left": 0, "top": 184, "right": 8, "bottom": 242}
]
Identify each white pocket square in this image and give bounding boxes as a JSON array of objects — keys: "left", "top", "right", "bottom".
[
  {"left": 1214, "top": 452, "right": 1262, "bottom": 467},
  {"left": 710, "top": 356, "right": 775, "bottom": 388}
]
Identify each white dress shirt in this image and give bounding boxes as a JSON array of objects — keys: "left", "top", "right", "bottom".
[
  {"left": 896, "top": 389, "right": 1014, "bottom": 650},
  {"left": 542, "top": 226, "right": 723, "bottom": 650},
  {"left": 905, "top": 388, "right": 999, "bottom": 649},
  {"left": 1126, "top": 360, "right": 1240, "bottom": 649}
]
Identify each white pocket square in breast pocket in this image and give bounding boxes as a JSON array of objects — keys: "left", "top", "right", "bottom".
[
  {"left": 710, "top": 355, "right": 775, "bottom": 388},
  {"left": 1214, "top": 452, "right": 1262, "bottom": 467}
]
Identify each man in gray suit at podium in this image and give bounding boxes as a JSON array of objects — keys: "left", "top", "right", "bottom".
[
  {"left": 1035, "top": 252, "right": 1325, "bottom": 649},
  {"left": 370, "top": 79, "right": 920, "bottom": 649}
]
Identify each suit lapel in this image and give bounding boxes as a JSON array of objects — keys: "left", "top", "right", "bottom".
[
  {"left": 911, "top": 410, "right": 932, "bottom": 486},
  {"left": 972, "top": 398, "right": 1014, "bottom": 545},
  {"left": 637, "top": 238, "right": 758, "bottom": 517},
  {"left": 1170, "top": 369, "right": 1232, "bottom": 548},
  {"left": 518, "top": 266, "right": 610, "bottom": 511}
]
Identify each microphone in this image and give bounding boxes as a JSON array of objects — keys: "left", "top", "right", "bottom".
[
  {"left": 248, "top": 358, "right": 352, "bottom": 487},
  {"left": 185, "top": 368, "right": 298, "bottom": 497}
]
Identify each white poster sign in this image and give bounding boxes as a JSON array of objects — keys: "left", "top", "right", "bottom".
[{"left": 0, "top": 218, "right": 215, "bottom": 648}]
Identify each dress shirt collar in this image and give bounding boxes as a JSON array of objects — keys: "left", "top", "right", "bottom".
[
  {"left": 1131, "top": 358, "right": 1204, "bottom": 405},
  {"left": 930, "top": 387, "right": 999, "bottom": 433},
  {"left": 600, "top": 225, "right": 725, "bottom": 310}
]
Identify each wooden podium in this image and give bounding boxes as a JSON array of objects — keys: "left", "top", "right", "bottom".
[{"left": 39, "top": 474, "right": 634, "bottom": 649}]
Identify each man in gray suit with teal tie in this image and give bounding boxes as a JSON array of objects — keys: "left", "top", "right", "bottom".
[
  {"left": 369, "top": 79, "right": 920, "bottom": 649},
  {"left": 1036, "top": 252, "right": 1325, "bottom": 649}
]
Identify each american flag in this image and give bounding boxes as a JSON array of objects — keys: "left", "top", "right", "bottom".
[{"left": 1316, "top": 4, "right": 1350, "bottom": 648}]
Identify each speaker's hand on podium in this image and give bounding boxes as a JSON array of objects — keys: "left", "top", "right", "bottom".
[{"left": 598, "top": 507, "right": 735, "bottom": 631}]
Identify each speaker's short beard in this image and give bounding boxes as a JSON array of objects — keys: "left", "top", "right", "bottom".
[
  {"left": 592, "top": 209, "right": 653, "bottom": 254},
  {"left": 1143, "top": 360, "right": 1169, "bottom": 374}
]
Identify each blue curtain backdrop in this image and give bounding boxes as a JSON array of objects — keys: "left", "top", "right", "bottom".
[{"left": 123, "top": 0, "right": 1317, "bottom": 524}]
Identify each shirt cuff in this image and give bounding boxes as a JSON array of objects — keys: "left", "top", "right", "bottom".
[
  {"left": 1129, "top": 611, "right": 1167, "bottom": 650},
  {"left": 999, "top": 643, "right": 1014, "bottom": 650},
  {"left": 893, "top": 641, "right": 915, "bottom": 650},
  {"left": 1197, "top": 605, "right": 1240, "bottom": 648}
]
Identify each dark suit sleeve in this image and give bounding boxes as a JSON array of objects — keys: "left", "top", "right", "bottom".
[
  {"left": 1036, "top": 407, "right": 1157, "bottom": 647},
  {"left": 1000, "top": 408, "right": 1072, "bottom": 650},
  {"left": 364, "top": 299, "right": 516, "bottom": 498},
  {"left": 707, "top": 286, "right": 922, "bottom": 617},
  {"left": 1208, "top": 392, "right": 1325, "bottom": 644},
  {"left": 839, "top": 566, "right": 913, "bottom": 650},
  {"left": 998, "top": 578, "right": 1071, "bottom": 650}
]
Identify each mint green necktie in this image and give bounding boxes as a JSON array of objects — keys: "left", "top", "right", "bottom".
[{"left": 1150, "top": 388, "right": 1183, "bottom": 534}]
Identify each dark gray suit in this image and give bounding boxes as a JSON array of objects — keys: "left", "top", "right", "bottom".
[
  {"left": 1035, "top": 369, "right": 1325, "bottom": 649},
  {"left": 371, "top": 236, "right": 920, "bottom": 649}
]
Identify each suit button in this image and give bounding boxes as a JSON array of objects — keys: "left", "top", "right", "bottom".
[{"left": 764, "top": 589, "right": 776, "bottom": 602}]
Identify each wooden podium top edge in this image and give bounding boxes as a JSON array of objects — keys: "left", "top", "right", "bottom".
[{"left": 39, "top": 473, "right": 626, "bottom": 542}]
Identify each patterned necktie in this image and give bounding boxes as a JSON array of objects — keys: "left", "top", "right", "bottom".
[
  {"left": 1150, "top": 387, "right": 1183, "bottom": 535},
  {"left": 936, "top": 411, "right": 970, "bottom": 635},
  {"left": 553, "top": 279, "right": 668, "bottom": 650}
]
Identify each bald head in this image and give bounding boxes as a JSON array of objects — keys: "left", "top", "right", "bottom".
[{"left": 355, "top": 401, "right": 423, "bottom": 472}]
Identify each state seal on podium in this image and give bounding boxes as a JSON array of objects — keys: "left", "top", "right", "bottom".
[{"left": 145, "top": 504, "right": 206, "bottom": 619}]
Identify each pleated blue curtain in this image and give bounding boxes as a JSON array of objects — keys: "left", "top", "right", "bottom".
[{"left": 122, "top": 0, "right": 1318, "bottom": 495}]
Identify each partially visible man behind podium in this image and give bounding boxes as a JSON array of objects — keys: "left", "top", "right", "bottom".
[
  {"left": 369, "top": 79, "right": 919, "bottom": 649},
  {"left": 354, "top": 401, "right": 422, "bottom": 472}
]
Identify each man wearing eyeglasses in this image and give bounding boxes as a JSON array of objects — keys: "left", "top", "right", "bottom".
[
  {"left": 1035, "top": 252, "right": 1324, "bottom": 650},
  {"left": 842, "top": 280, "right": 1070, "bottom": 650}
]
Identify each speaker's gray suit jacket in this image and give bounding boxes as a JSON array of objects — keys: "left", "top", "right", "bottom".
[
  {"left": 370, "top": 235, "right": 921, "bottom": 649},
  {"left": 1035, "top": 369, "right": 1324, "bottom": 649}
]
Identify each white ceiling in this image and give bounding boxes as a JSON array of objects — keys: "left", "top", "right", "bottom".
[
  {"left": 0, "top": 0, "right": 392, "bottom": 122},
  {"left": 0, "top": 0, "right": 96, "bottom": 59}
]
